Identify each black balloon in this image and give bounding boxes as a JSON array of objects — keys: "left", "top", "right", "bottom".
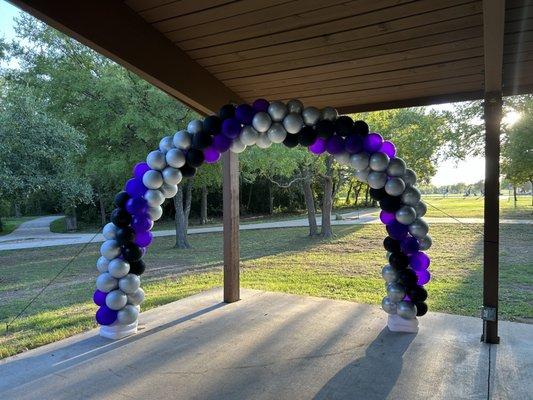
[
  {"left": 203, "top": 115, "right": 221, "bottom": 135},
  {"left": 186, "top": 148, "right": 205, "bottom": 168},
  {"left": 283, "top": 133, "right": 299, "bottom": 148},
  {"left": 129, "top": 259, "right": 146, "bottom": 275},
  {"left": 415, "top": 301, "right": 428, "bottom": 316},
  {"left": 192, "top": 131, "right": 213, "bottom": 149},
  {"left": 299, "top": 126, "right": 318, "bottom": 146},
  {"left": 383, "top": 236, "right": 401, "bottom": 253},
  {"left": 121, "top": 243, "right": 143, "bottom": 262},
  {"left": 389, "top": 252, "right": 409, "bottom": 269},
  {"left": 335, "top": 116, "right": 354, "bottom": 137},
  {"left": 219, "top": 104, "right": 235, "bottom": 120},
  {"left": 180, "top": 164, "right": 197, "bottom": 178},
  {"left": 379, "top": 195, "right": 402, "bottom": 212},
  {"left": 114, "top": 191, "right": 130, "bottom": 208},
  {"left": 397, "top": 268, "right": 418, "bottom": 287},
  {"left": 370, "top": 188, "right": 387, "bottom": 201},
  {"left": 407, "top": 285, "right": 428, "bottom": 302},
  {"left": 116, "top": 226, "right": 136, "bottom": 245},
  {"left": 315, "top": 120, "right": 334, "bottom": 139},
  {"left": 111, "top": 208, "right": 132, "bottom": 228},
  {"left": 353, "top": 120, "right": 369, "bottom": 136}
]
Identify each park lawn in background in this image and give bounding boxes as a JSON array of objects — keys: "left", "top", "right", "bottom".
[
  {"left": 1, "top": 223, "right": 531, "bottom": 358},
  {"left": 0, "top": 216, "right": 36, "bottom": 236},
  {"left": 423, "top": 195, "right": 531, "bottom": 219}
]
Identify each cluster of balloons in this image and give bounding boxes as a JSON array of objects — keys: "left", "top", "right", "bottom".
[{"left": 93, "top": 98, "right": 432, "bottom": 331}]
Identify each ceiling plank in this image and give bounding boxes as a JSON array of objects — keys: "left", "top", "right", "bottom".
[{"left": 483, "top": 0, "right": 506, "bottom": 92}]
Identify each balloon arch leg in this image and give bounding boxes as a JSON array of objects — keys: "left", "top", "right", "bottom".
[{"left": 94, "top": 99, "right": 432, "bottom": 339}]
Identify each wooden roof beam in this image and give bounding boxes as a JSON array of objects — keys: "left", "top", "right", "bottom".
[{"left": 483, "top": 0, "right": 506, "bottom": 93}]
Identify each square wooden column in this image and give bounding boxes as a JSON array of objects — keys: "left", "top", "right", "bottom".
[{"left": 223, "top": 151, "right": 240, "bottom": 303}]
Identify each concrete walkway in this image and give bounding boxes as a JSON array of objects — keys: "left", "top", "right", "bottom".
[{"left": 0, "top": 288, "right": 531, "bottom": 400}]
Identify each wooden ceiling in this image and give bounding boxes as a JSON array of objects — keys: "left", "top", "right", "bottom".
[{"left": 9, "top": 0, "right": 533, "bottom": 114}]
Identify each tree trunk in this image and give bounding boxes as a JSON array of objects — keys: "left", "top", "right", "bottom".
[
  {"left": 345, "top": 181, "right": 353, "bottom": 205},
  {"left": 530, "top": 181, "right": 533, "bottom": 207},
  {"left": 14, "top": 204, "right": 21, "bottom": 218},
  {"left": 200, "top": 185, "right": 208, "bottom": 225},
  {"left": 98, "top": 192, "right": 107, "bottom": 226},
  {"left": 65, "top": 207, "right": 77, "bottom": 231},
  {"left": 513, "top": 186, "right": 517, "bottom": 206},
  {"left": 321, "top": 156, "right": 334, "bottom": 238},
  {"left": 365, "top": 186, "right": 370, "bottom": 205},
  {"left": 184, "top": 181, "right": 192, "bottom": 230},
  {"left": 0, "top": 216, "right": 4, "bottom": 232},
  {"left": 268, "top": 181, "right": 274, "bottom": 215},
  {"left": 354, "top": 183, "right": 363, "bottom": 206},
  {"left": 173, "top": 184, "right": 190, "bottom": 248},
  {"left": 302, "top": 177, "right": 318, "bottom": 236}
]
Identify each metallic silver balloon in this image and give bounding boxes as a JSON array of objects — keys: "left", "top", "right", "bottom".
[
  {"left": 148, "top": 205, "right": 163, "bottom": 221},
  {"left": 387, "top": 157, "right": 406, "bottom": 177},
  {"left": 408, "top": 218, "right": 429, "bottom": 239},
  {"left": 146, "top": 150, "right": 167, "bottom": 171},
  {"left": 160, "top": 183, "right": 178, "bottom": 199},
  {"left": 283, "top": 113, "right": 303, "bottom": 134},
  {"left": 397, "top": 301, "right": 417, "bottom": 319},
  {"left": 252, "top": 111, "right": 272, "bottom": 133},
  {"left": 100, "top": 240, "right": 121, "bottom": 260},
  {"left": 187, "top": 119, "right": 203, "bottom": 134},
  {"left": 387, "top": 282, "right": 406, "bottom": 303},
  {"left": 143, "top": 170, "right": 164, "bottom": 190},
  {"left": 382, "top": 296, "right": 398, "bottom": 315},
  {"left": 102, "top": 222, "right": 117, "bottom": 240},
  {"left": 395, "top": 205, "right": 417, "bottom": 225},
  {"left": 96, "top": 256, "right": 109, "bottom": 273},
  {"left": 159, "top": 136, "right": 174, "bottom": 153},
  {"left": 418, "top": 234, "right": 432, "bottom": 251},
  {"left": 105, "top": 289, "right": 128, "bottom": 311},
  {"left": 403, "top": 168, "right": 417, "bottom": 186},
  {"left": 119, "top": 273, "right": 141, "bottom": 294},
  {"left": 162, "top": 166, "right": 182, "bottom": 186},
  {"left": 230, "top": 137, "right": 247, "bottom": 153},
  {"left": 302, "top": 106, "right": 321, "bottom": 126},
  {"left": 369, "top": 152, "right": 390, "bottom": 172},
  {"left": 256, "top": 133, "right": 272, "bottom": 149},
  {"left": 127, "top": 287, "right": 145, "bottom": 306},
  {"left": 367, "top": 171, "right": 387, "bottom": 189},
  {"left": 165, "top": 148, "right": 185, "bottom": 168},
  {"left": 173, "top": 130, "right": 192, "bottom": 150},
  {"left": 335, "top": 152, "right": 350, "bottom": 166},
  {"left": 321, "top": 106, "right": 338, "bottom": 121},
  {"left": 96, "top": 272, "right": 118, "bottom": 292},
  {"left": 108, "top": 258, "right": 130, "bottom": 279},
  {"left": 382, "top": 264, "right": 398, "bottom": 283},
  {"left": 287, "top": 99, "right": 304, "bottom": 114},
  {"left": 268, "top": 101, "right": 288, "bottom": 122},
  {"left": 267, "top": 122, "right": 287, "bottom": 143},
  {"left": 386, "top": 251, "right": 392, "bottom": 260},
  {"left": 117, "top": 304, "right": 139, "bottom": 325},
  {"left": 414, "top": 201, "right": 427, "bottom": 218},
  {"left": 401, "top": 186, "right": 421, "bottom": 206},
  {"left": 385, "top": 177, "right": 406, "bottom": 196},
  {"left": 354, "top": 168, "right": 370, "bottom": 183},
  {"left": 350, "top": 152, "right": 369, "bottom": 171},
  {"left": 240, "top": 126, "right": 260, "bottom": 145},
  {"left": 144, "top": 189, "right": 165, "bottom": 207}
]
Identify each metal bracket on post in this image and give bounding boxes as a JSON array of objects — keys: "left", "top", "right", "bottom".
[{"left": 481, "top": 305, "right": 500, "bottom": 343}]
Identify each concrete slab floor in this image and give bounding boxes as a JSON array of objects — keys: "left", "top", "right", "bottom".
[{"left": 0, "top": 289, "right": 531, "bottom": 400}]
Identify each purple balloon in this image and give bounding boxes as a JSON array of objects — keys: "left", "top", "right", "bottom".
[
  {"left": 126, "top": 197, "right": 148, "bottom": 216},
  {"left": 386, "top": 220, "right": 409, "bottom": 240},
  {"left": 401, "top": 236, "right": 420, "bottom": 255},
  {"left": 380, "top": 140, "right": 396, "bottom": 158},
  {"left": 132, "top": 214, "right": 153, "bottom": 232},
  {"left": 204, "top": 146, "right": 221, "bottom": 164},
  {"left": 96, "top": 305, "right": 117, "bottom": 325},
  {"left": 222, "top": 118, "right": 241, "bottom": 139},
  {"left": 308, "top": 137, "right": 327, "bottom": 155},
  {"left": 253, "top": 98, "right": 269, "bottom": 112},
  {"left": 213, "top": 134, "right": 232, "bottom": 153},
  {"left": 380, "top": 210, "right": 396, "bottom": 225},
  {"left": 135, "top": 230, "right": 153, "bottom": 247},
  {"left": 132, "top": 162, "right": 151, "bottom": 180},
  {"left": 416, "top": 269, "right": 431, "bottom": 285},
  {"left": 345, "top": 134, "right": 364, "bottom": 153},
  {"left": 326, "top": 135, "right": 345, "bottom": 155},
  {"left": 93, "top": 290, "right": 107, "bottom": 307},
  {"left": 235, "top": 104, "right": 255, "bottom": 125},
  {"left": 125, "top": 178, "right": 148, "bottom": 197},
  {"left": 410, "top": 251, "right": 431, "bottom": 271},
  {"left": 403, "top": 294, "right": 411, "bottom": 301},
  {"left": 363, "top": 132, "right": 383, "bottom": 153}
]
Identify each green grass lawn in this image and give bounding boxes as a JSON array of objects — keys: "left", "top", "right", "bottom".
[
  {"left": 0, "top": 216, "right": 36, "bottom": 236},
  {"left": 1, "top": 222, "right": 531, "bottom": 359},
  {"left": 423, "top": 195, "right": 531, "bottom": 219}
]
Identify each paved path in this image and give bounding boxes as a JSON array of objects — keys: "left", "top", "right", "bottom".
[{"left": 0, "top": 211, "right": 531, "bottom": 252}]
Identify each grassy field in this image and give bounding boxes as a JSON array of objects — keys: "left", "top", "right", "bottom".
[
  {"left": 1, "top": 221, "right": 531, "bottom": 359},
  {"left": 423, "top": 195, "right": 531, "bottom": 219},
  {"left": 0, "top": 216, "right": 36, "bottom": 236}
]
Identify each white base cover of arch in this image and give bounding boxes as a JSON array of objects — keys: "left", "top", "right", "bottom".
[
  {"left": 100, "top": 321, "right": 138, "bottom": 340},
  {"left": 387, "top": 314, "right": 419, "bottom": 333}
]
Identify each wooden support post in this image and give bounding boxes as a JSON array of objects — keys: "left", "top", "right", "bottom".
[{"left": 223, "top": 151, "right": 240, "bottom": 303}]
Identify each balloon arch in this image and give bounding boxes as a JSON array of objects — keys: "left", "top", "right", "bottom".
[{"left": 94, "top": 99, "right": 432, "bottom": 339}]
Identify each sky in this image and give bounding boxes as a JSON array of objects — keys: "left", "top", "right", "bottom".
[{"left": 0, "top": 0, "right": 519, "bottom": 187}]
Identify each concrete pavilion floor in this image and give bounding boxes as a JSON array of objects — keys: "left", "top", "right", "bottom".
[{"left": 1, "top": 289, "right": 531, "bottom": 400}]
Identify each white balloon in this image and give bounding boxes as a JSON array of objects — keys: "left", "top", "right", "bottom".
[
  {"left": 108, "top": 258, "right": 130, "bottom": 278},
  {"left": 160, "top": 183, "right": 178, "bottom": 198},
  {"left": 187, "top": 119, "right": 203, "bottom": 134},
  {"left": 162, "top": 167, "right": 182, "bottom": 186},
  {"left": 148, "top": 205, "right": 163, "bottom": 221},
  {"left": 256, "top": 133, "right": 272, "bottom": 149},
  {"left": 127, "top": 288, "right": 145, "bottom": 306},
  {"left": 100, "top": 240, "right": 121, "bottom": 260},
  {"left": 173, "top": 130, "right": 192, "bottom": 150},
  {"left": 117, "top": 305, "right": 139, "bottom": 325},
  {"left": 119, "top": 274, "right": 141, "bottom": 294},
  {"left": 105, "top": 289, "right": 128, "bottom": 311},
  {"left": 144, "top": 189, "right": 165, "bottom": 207},
  {"left": 267, "top": 122, "right": 287, "bottom": 143},
  {"left": 230, "top": 137, "right": 247, "bottom": 153},
  {"left": 143, "top": 170, "right": 164, "bottom": 189},
  {"left": 165, "top": 148, "right": 186, "bottom": 168},
  {"left": 146, "top": 150, "right": 166, "bottom": 170},
  {"left": 96, "top": 272, "right": 118, "bottom": 292},
  {"left": 240, "top": 126, "right": 260, "bottom": 145},
  {"left": 96, "top": 256, "right": 110, "bottom": 273},
  {"left": 159, "top": 136, "right": 174, "bottom": 153},
  {"left": 102, "top": 223, "right": 117, "bottom": 240}
]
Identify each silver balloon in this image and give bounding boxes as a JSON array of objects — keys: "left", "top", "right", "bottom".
[
  {"left": 287, "top": 99, "right": 304, "bottom": 114},
  {"left": 267, "top": 122, "right": 287, "bottom": 143},
  {"left": 403, "top": 169, "right": 417, "bottom": 186},
  {"left": 159, "top": 136, "right": 174, "bottom": 153},
  {"left": 102, "top": 222, "right": 117, "bottom": 240},
  {"left": 240, "top": 126, "right": 260, "bottom": 145},
  {"left": 283, "top": 113, "right": 303, "bottom": 134},
  {"left": 230, "top": 137, "right": 247, "bottom": 153},
  {"left": 127, "top": 287, "right": 145, "bottom": 306},
  {"left": 165, "top": 148, "right": 186, "bottom": 168},
  {"left": 117, "top": 305, "right": 139, "bottom": 325},
  {"left": 162, "top": 166, "right": 182, "bottom": 186},
  {"left": 256, "top": 133, "right": 272, "bottom": 149},
  {"left": 119, "top": 273, "right": 141, "bottom": 294},
  {"left": 252, "top": 111, "right": 272, "bottom": 133},
  {"left": 382, "top": 264, "right": 398, "bottom": 283},
  {"left": 96, "top": 256, "right": 109, "bottom": 273},
  {"left": 387, "top": 157, "right": 406, "bottom": 177},
  {"left": 385, "top": 177, "right": 406, "bottom": 196},
  {"left": 108, "top": 258, "right": 130, "bottom": 279},
  {"left": 148, "top": 205, "right": 163, "bottom": 221},
  {"left": 386, "top": 251, "right": 392, "bottom": 260},
  {"left": 146, "top": 150, "right": 167, "bottom": 171},
  {"left": 367, "top": 171, "right": 387, "bottom": 189},
  {"left": 144, "top": 189, "right": 165, "bottom": 207},
  {"left": 96, "top": 272, "right": 118, "bottom": 292},
  {"left": 160, "top": 183, "right": 178, "bottom": 198},
  {"left": 349, "top": 152, "right": 369, "bottom": 171},
  {"left": 395, "top": 205, "right": 417, "bottom": 225},
  {"left": 100, "top": 240, "right": 121, "bottom": 260},
  {"left": 354, "top": 168, "right": 370, "bottom": 183},
  {"left": 173, "top": 130, "right": 192, "bottom": 150},
  {"left": 268, "top": 101, "right": 288, "bottom": 122},
  {"left": 409, "top": 218, "right": 429, "bottom": 239},
  {"left": 382, "top": 296, "right": 398, "bottom": 315},
  {"left": 321, "top": 106, "right": 338, "bottom": 121},
  {"left": 414, "top": 201, "right": 427, "bottom": 218},
  {"left": 187, "top": 119, "right": 203, "bottom": 134},
  {"left": 418, "top": 234, "right": 432, "bottom": 251},
  {"left": 302, "top": 106, "right": 321, "bottom": 126},
  {"left": 387, "top": 282, "right": 406, "bottom": 303},
  {"left": 143, "top": 170, "right": 164, "bottom": 190},
  {"left": 401, "top": 186, "right": 421, "bottom": 206},
  {"left": 335, "top": 152, "right": 350, "bottom": 166},
  {"left": 397, "top": 301, "right": 417, "bottom": 319},
  {"left": 105, "top": 289, "right": 128, "bottom": 311},
  {"left": 369, "top": 152, "right": 390, "bottom": 172}
]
